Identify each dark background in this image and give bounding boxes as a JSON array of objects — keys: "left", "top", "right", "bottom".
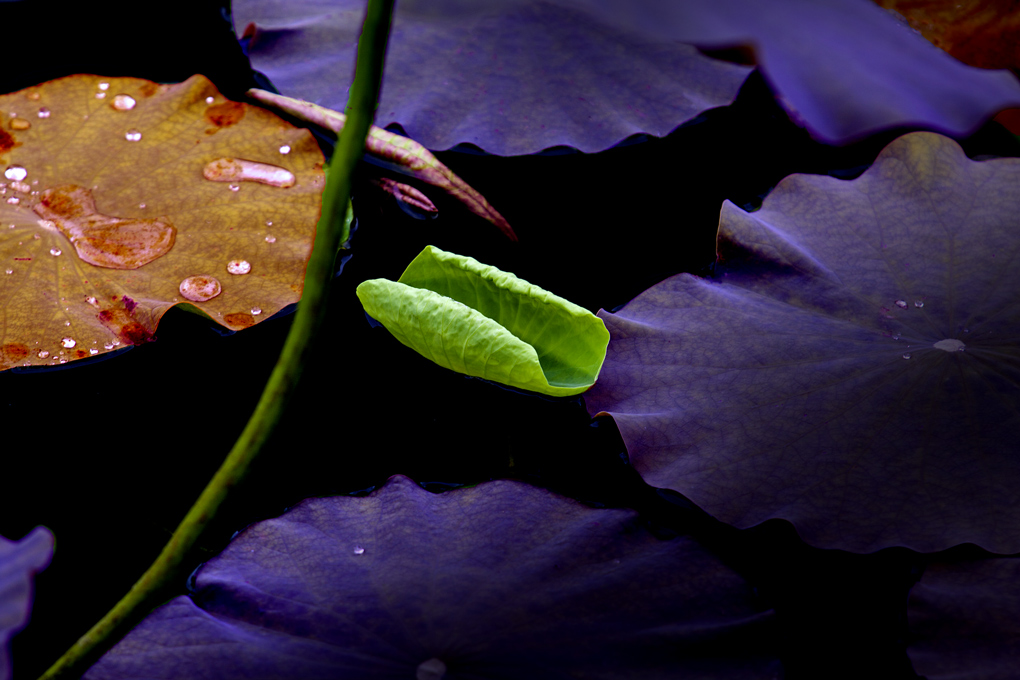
[{"left": 3, "top": 2, "right": 1019, "bottom": 678}]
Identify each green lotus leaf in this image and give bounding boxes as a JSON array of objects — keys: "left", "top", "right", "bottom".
[{"left": 356, "top": 245, "right": 609, "bottom": 396}]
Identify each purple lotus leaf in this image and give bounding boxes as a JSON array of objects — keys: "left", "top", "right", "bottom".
[
  {"left": 908, "top": 556, "right": 1020, "bottom": 678},
  {"left": 1, "top": 527, "right": 54, "bottom": 680},
  {"left": 233, "top": 0, "right": 752, "bottom": 155},
  {"left": 585, "top": 131, "right": 1020, "bottom": 554},
  {"left": 86, "top": 475, "right": 777, "bottom": 679},
  {"left": 578, "top": 0, "right": 1020, "bottom": 143},
  {"left": 233, "top": 0, "right": 1020, "bottom": 154}
]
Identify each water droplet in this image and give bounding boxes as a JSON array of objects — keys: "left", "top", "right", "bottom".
[
  {"left": 4, "top": 269, "right": 11, "bottom": 275},
  {"left": 892, "top": 333, "right": 901, "bottom": 340},
  {"left": 58, "top": 358, "right": 67, "bottom": 364},
  {"left": 61, "top": 337, "right": 76, "bottom": 348},
  {"left": 902, "top": 353, "right": 911, "bottom": 360},
  {"left": 124, "top": 129, "right": 142, "bottom": 142},
  {"left": 138, "top": 203, "right": 146, "bottom": 209},
  {"left": 6, "top": 197, "right": 19, "bottom": 205},
  {"left": 226, "top": 259, "right": 251, "bottom": 275},
  {"left": 251, "top": 307, "right": 262, "bottom": 315},
  {"left": 7, "top": 112, "right": 16, "bottom": 118},
  {"left": 98, "top": 82, "right": 110, "bottom": 91},
  {"left": 37, "top": 107, "right": 50, "bottom": 119},
  {"left": 64, "top": 321, "right": 70, "bottom": 326},
  {"left": 111, "top": 94, "right": 136, "bottom": 111},
  {"left": 963, "top": 328, "right": 970, "bottom": 334},
  {"left": 205, "top": 96, "right": 215, "bottom": 105},
  {"left": 934, "top": 338, "right": 965, "bottom": 352},
  {"left": 203, "top": 158, "right": 296, "bottom": 188},
  {"left": 5, "top": 165, "right": 27, "bottom": 181},
  {"left": 32, "top": 233, "right": 39, "bottom": 240},
  {"left": 26, "top": 92, "right": 40, "bottom": 101},
  {"left": 352, "top": 546, "right": 365, "bottom": 555},
  {"left": 104, "top": 342, "right": 114, "bottom": 349},
  {"left": 9, "top": 118, "right": 30, "bottom": 130},
  {"left": 111, "top": 339, "right": 120, "bottom": 346},
  {"left": 228, "top": 184, "right": 240, "bottom": 192},
  {"left": 179, "top": 275, "right": 222, "bottom": 302},
  {"left": 914, "top": 300, "right": 924, "bottom": 308},
  {"left": 10, "top": 181, "right": 29, "bottom": 194},
  {"left": 85, "top": 296, "right": 98, "bottom": 306},
  {"left": 264, "top": 235, "right": 276, "bottom": 244},
  {"left": 37, "top": 350, "right": 49, "bottom": 359},
  {"left": 894, "top": 300, "right": 908, "bottom": 309},
  {"left": 49, "top": 247, "right": 61, "bottom": 256},
  {"left": 265, "top": 220, "right": 273, "bottom": 226},
  {"left": 89, "top": 348, "right": 98, "bottom": 355},
  {"left": 94, "top": 92, "right": 107, "bottom": 100},
  {"left": 416, "top": 658, "right": 447, "bottom": 680},
  {"left": 278, "top": 144, "right": 291, "bottom": 155}
]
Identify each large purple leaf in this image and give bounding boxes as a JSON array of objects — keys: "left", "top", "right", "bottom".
[
  {"left": 233, "top": 0, "right": 1020, "bottom": 154},
  {"left": 580, "top": 0, "right": 1020, "bottom": 143},
  {"left": 908, "top": 556, "right": 1020, "bottom": 679},
  {"left": 86, "top": 476, "right": 777, "bottom": 679},
  {"left": 585, "top": 131, "right": 1020, "bottom": 554},
  {"left": 232, "top": 0, "right": 752, "bottom": 155},
  {"left": 1, "top": 527, "right": 54, "bottom": 680}
]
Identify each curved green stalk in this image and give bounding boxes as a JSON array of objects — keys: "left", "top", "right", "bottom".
[{"left": 36, "top": 2, "right": 394, "bottom": 678}]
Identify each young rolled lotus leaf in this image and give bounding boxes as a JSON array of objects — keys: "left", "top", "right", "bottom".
[
  {"left": 908, "top": 556, "right": 1020, "bottom": 678},
  {"left": 85, "top": 475, "right": 778, "bottom": 679},
  {"left": 0, "top": 74, "right": 323, "bottom": 371},
  {"left": 1, "top": 527, "right": 53, "bottom": 680},
  {"left": 585, "top": 132, "right": 1020, "bottom": 554},
  {"left": 356, "top": 245, "right": 609, "bottom": 396}
]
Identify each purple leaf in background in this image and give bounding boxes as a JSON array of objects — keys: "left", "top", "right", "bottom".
[
  {"left": 578, "top": 0, "right": 1020, "bottom": 143},
  {"left": 234, "top": 0, "right": 1020, "bottom": 153},
  {"left": 86, "top": 476, "right": 777, "bottom": 679},
  {"left": 585, "top": 132, "right": 1020, "bottom": 554},
  {"left": 1, "top": 527, "right": 54, "bottom": 680},
  {"left": 908, "top": 556, "right": 1020, "bottom": 678},
  {"left": 233, "top": 0, "right": 752, "bottom": 155}
]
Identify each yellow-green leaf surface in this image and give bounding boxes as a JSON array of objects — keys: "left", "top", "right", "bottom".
[
  {"left": 0, "top": 74, "right": 324, "bottom": 371},
  {"left": 356, "top": 245, "right": 609, "bottom": 396}
]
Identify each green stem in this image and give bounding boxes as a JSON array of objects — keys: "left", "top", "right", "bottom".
[{"left": 36, "top": 2, "right": 394, "bottom": 678}]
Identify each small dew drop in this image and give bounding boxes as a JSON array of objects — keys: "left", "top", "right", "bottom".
[
  {"left": 111, "top": 94, "right": 137, "bottom": 111},
  {"left": 205, "top": 96, "right": 215, "bottom": 105},
  {"left": 37, "top": 350, "right": 49, "bottom": 359},
  {"left": 104, "top": 342, "right": 114, "bottom": 350},
  {"left": 226, "top": 259, "right": 251, "bottom": 275},
  {"left": 416, "top": 658, "right": 447, "bottom": 680},
  {"left": 264, "top": 235, "right": 276, "bottom": 244},
  {"left": 4, "top": 269, "right": 11, "bottom": 275},
  {"left": 894, "top": 300, "right": 908, "bottom": 309},
  {"left": 352, "top": 546, "right": 365, "bottom": 555},
  {"left": 914, "top": 300, "right": 924, "bottom": 308},
  {"left": 89, "top": 348, "right": 99, "bottom": 355},
  {"left": 265, "top": 220, "right": 273, "bottom": 226},
  {"left": 934, "top": 338, "right": 965, "bottom": 352},
  {"left": 228, "top": 183, "right": 240, "bottom": 192},
  {"left": 9, "top": 118, "right": 30, "bottom": 130},
  {"left": 85, "top": 296, "right": 98, "bottom": 306},
  {"left": 124, "top": 129, "right": 142, "bottom": 142},
  {"left": 98, "top": 82, "right": 110, "bottom": 91},
  {"left": 32, "top": 233, "right": 39, "bottom": 240},
  {"left": 902, "top": 353, "right": 911, "bottom": 360},
  {"left": 26, "top": 92, "right": 40, "bottom": 101},
  {"left": 37, "top": 107, "right": 50, "bottom": 119},
  {"left": 138, "top": 203, "right": 146, "bottom": 209},
  {"left": 58, "top": 358, "right": 67, "bottom": 364},
  {"left": 49, "top": 247, "right": 61, "bottom": 256},
  {"left": 7, "top": 112, "right": 15, "bottom": 118},
  {"left": 94, "top": 92, "right": 107, "bottom": 100},
  {"left": 278, "top": 144, "right": 291, "bottom": 155},
  {"left": 6, "top": 197, "right": 19, "bottom": 205},
  {"left": 892, "top": 333, "right": 901, "bottom": 340},
  {"left": 251, "top": 307, "right": 262, "bottom": 315},
  {"left": 4, "top": 165, "right": 27, "bottom": 181},
  {"left": 963, "top": 328, "right": 970, "bottom": 334},
  {"left": 61, "top": 337, "right": 76, "bottom": 349},
  {"left": 64, "top": 321, "right": 70, "bottom": 326},
  {"left": 10, "top": 181, "right": 29, "bottom": 194}
]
